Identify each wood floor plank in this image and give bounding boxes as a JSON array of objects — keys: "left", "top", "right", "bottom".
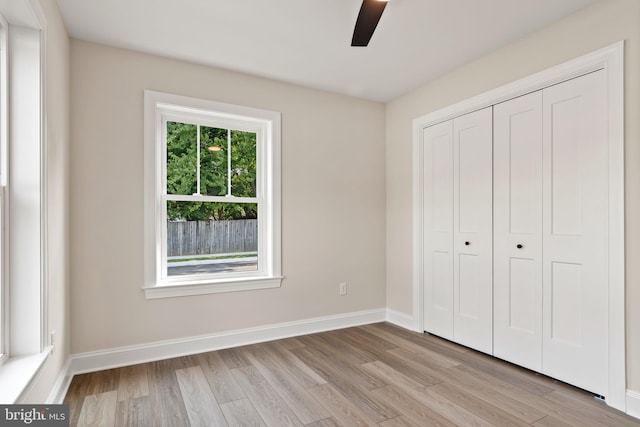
[
  {"left": 117, "top": 364, "right": 149, "bottom": 401},
  {"left": 297, "top": 332, "right": 376, "bottom": 366},
  {"left": 115, "top": 396, "right": 152, "bottom": 427},
  {"left": 276, "top": 337, "right": 306, "bottom": 350},
  {"left": 85, "top": 369, "right": 119, "bottom": 395},
  {"left": 175, "top": 366, "right": 228, "bottom": 427},
  {"left": 413, "top": 386, "right": 496, "bottom": 427},
  {"left": 428, "top": 343, "right": 558, "bottom": 398},
  {"left": 435, "top": 360, "right": 546, "bottom": 423},
  {"left": 220, "top": 398, "right": 266, "bottom": 427},
  {"left": 197, "top": 350, "right": 247, "bottom": 403},
  {"left": 321, "top": 328, "right": 397, "bottom": 362},
  {"left": 322, "top": 329, "right": 386, "bottom": 363},
  {"left": 306, "top": 383, "right": 379, "bottom": 426},
  {"left": 390, "top": 331, "right": 475, "bottom": 366},
  {"left": 376, "top": 347, "right": 545, "bottom": 425},
  {"left": 364, "top": 323, "right": 467, "bottom": 361},
  {"left": 232, "top": 365, "right": 302, "bottom": 426},
  {"left": 365, "top": 323, "right": 452, "bottom": 348},
  {"left": 378, "top": 416, "right": 422, "bottom": 427},
  {"left": 543, "top": 390, "right": 640, "bottom": 427},
  {"left": 164, "top": 355, "right": 200, "bottom": 371},
  {"left": 533, "top": 415, "right": 575, "bottom": 427},
  {"left": 429, "top": 381, "right": 531, "bottom": 426},
  {"left": 371, "top": 385, "right": 456, "bottom": 427},
  {"left": 468, "top": 360, "right": 557, "bottom": 397},
  {"left": 291, "top": 340, "right": 386, "bottom": 390},
  {"left": 363, "top": 326, "right": 462, "bottom": 371},
  {"left": 387, "top": 345, "right": 460, "bottom": 371},
  {"left": 351, "top": 325, "right": 401, "bottom": 350},
  {"left": 360, "top": 359, "right": 492, "bottom": 426},
  {"left": 261, "top": 341, "right": 327, "bottom": 388},
  {"left": 146, "top": 359, "right": 191, "bottom": 427},
  {"left": 546, "top": 382, "right": 605, "bottom": 403},
  {"left": 77, "top": 390, "right": 118, "bottom": 427},
  {"left": 386, "top": 323, "right": 545, "bottom": 380},
  {"left": 361, "top": 361, "right": 429, "bottom": 394},
  {"left": 244, "top": 348, "right": 330, "bottom": 424},
  {"left": 374, "top": 347, "right": 443, "bottom": 387},
  {"left": 304, "top": 417, "right": 343, "bottom": 427},
  {"left": 450, "top": 364, "right": 610, "bottom": 427},
  {"left": 418, "top": 339, "right": 558, "bottom": 398},
  {"left": 291, "top": 346, "right": 399, "bottom": 423},
  {"left": 219, "top": 346, "right": 254, "bottom": 369},
  {"left": 65, "top": 372, "right": 92, "bottom": 427}
]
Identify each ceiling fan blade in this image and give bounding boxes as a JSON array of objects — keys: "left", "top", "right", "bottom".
[{"left": 351, "top": 0, "right": 388, "bottom": 47}]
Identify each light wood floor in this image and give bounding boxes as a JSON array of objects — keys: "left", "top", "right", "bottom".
[{"left": 64, "top": 323, "right": 640, "bottom": 426}]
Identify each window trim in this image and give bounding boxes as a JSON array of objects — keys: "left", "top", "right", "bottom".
[
  {"left": 143, "top": 90, "right": 282, "bottom": 299},
  {"left": 0, "top": 0, "right": 52, "bottom": 403},
  {"left": 0, "top": 11, "right": 8, "bottom": 365}
]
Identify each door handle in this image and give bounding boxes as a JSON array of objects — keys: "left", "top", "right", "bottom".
[{"left": 517, "top": 244, "right": 523, "bottom": 249}]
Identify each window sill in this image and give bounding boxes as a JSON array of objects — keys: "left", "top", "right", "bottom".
[
  {"left": 0, "top": 347, "right": 53, "bottom": 403},
  {"left": 143, "top": 276, "right": 283, "bottom": 299}
]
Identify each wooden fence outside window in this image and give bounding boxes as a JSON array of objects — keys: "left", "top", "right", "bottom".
[{"left": 167, "top": 219, "right": 257, "bottom": 256}]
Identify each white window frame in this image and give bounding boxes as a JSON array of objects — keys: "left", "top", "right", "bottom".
[
  {"left": 0, "top": 0, "right": 51, "bottom": 404},
  {"left": 144, "top": 90, "right": 282, "bottom": 299},
  {"left": 0, "top": 12, "right": 7, "bottom": 365}
]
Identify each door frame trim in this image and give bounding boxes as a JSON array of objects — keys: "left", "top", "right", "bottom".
[{"left": 412, "top": 41, "right": 625, "bottom": 411}]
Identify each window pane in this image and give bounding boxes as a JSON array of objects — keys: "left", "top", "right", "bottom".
[
  {"left": 166, "top": 121, "right": 197, "bottom": 195},
  {"left": 167, "top": 123, "right": 257, "bottom": 198},
  {"left": 166, "top": 201, "right": 258, "bottom": 276},
  {"left": 230, "top": 130, "right": 257, "bottom": 197},
  {"left": 200, "top": 126, "right": 228, "bottom": 197}
]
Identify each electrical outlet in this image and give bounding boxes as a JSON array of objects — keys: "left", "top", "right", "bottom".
[{"left": 339, "top": 282, "right": 347, "bottom": 296}]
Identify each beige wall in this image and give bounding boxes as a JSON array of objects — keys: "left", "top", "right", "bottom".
[
  {"left": 22, "top": 0, "right": 71, "bottom": 402},
  {"left": 69, "top": 40, "right": 387, "bottom": 353},
  {"left": 386, "top": 0, "right": 640, "bottom": 391}
]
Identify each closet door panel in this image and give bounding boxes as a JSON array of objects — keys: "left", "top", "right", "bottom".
[
  {"left": 423, "top": 121, "right": 454, "bottom": 340},
  {"left": 508, "top": 258, "right": 538, "bottom": 332},
  {"left": 493, "top": 92, "right": 543, "bottom": 371},
  {"left": 542, "top": 70, "right": 608, "bottom": 395},
  {"left": 453, "top": 107, "right": 493, "bottom": 354}
]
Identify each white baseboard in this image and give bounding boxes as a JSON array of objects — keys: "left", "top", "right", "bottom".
[
  {"left": 70, "top": 308, "right": 386, "bottom": 375},
  {"left": 627, "top": 390, "right": 640, "bottom": 419},
  {"left": 385, "top": 309, "right": 414, "bottom": 331},
  {"left": 46, "top": 358, "right": 72, "bottom": 404}
]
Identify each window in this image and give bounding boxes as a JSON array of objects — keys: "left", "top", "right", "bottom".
[
  {"left": 0, "top": 0, "right": 50, "bottom": 403},
  {"left": 144, "top": 91, "right": 282, "bottom": 298}
]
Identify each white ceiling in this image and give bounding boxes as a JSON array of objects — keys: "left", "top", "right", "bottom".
[{"left": 54, "top": 0, "right": 598, "bottom": 102}]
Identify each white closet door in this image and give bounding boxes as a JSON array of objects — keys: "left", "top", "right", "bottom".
[
  {"left": 453, "top": 107, "right": 493, "bottom": 354},
  {"left": 542, "top": 70, "right": 608, "bottom": 395},
  {"left": 422, "top": 120, "right": 454, "bottom": 340},
  {"left": 493, "top": 92, "right": 543, "bottom": 371}
]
